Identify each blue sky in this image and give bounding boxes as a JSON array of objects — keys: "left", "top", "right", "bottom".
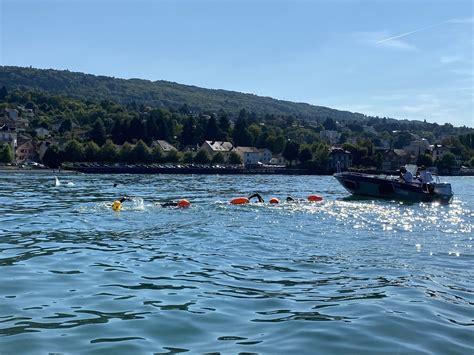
[{"left": 1, "top": 0, "right": 473, "bottom": 127}]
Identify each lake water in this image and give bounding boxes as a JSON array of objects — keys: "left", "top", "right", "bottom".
[{"left": 0, "top": 173, "right": 472, "bottom": 354}]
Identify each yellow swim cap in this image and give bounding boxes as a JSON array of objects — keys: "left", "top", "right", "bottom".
[{"left": 112, "top": 200, "right": 122, "bottom": 211}]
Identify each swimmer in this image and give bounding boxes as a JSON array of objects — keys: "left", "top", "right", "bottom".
[
  {"left": 248, "top": 192, "right": 264, "bottom": 203},
  {"left": 161, "top": 199, "right": 191, "bottom": 208}
]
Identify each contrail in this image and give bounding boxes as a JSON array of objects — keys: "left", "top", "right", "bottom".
[{"left": 376, "top": 23, "right": 441, "bottom": 44}]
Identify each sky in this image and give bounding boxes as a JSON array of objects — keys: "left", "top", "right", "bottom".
[{"left": 1, "top": 0, "right": 473, "bottom": 127}]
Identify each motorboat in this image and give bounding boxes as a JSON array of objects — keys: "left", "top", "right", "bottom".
[{"left": 334, "top": 166, "right": 453, "bottom": 203}]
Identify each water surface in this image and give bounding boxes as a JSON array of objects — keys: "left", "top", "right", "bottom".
[{"left": 0, "top": 174, "right": 472, "bottom": 354}]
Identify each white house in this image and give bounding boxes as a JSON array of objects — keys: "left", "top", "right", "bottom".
[{"left": 234, "top": 147, "right": 272, "bottom": 166}]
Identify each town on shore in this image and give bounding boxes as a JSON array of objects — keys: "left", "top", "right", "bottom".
[{"left": 0, "top": 86, "right": 473, "bottom": 176}]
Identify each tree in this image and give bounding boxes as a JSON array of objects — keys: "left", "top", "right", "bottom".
[
  {"left": 323, "top": 117, "right": 337, "bottom": 130},
  {"left": 84, "top": 141, "right": 100, "bottom": 162},
  {"left": 100, "top": 139, "right": 118, "bottom": 162},
  {"left": 417, "top": 153, "right": 433, "bottom": 167},
  {"left": 436, "top": 153, "right": 456, "bottom": 172},
  {"left": 283, "top": 140, "right": 300, "bottom": 166},
  {"left": 90, "top": 118, "right": 106, "bottom": 146},
  {"left": 42, "top": 145, "right": 62, "bottom": 168},
  {"left": 193, "top": 150, "right": 210, "bottom": 164},
  {"left": 211, "top": 152, "right": 225, "bottom": 165},
  {"left": 164, "top": 149, "right": 180, "bottom": 163},
  {"left": 205, "top": 116, "right": 220, "bottom": 141},
  {"left": 130, "top": 140, "right": 151, "bottom": 163},
  {"left": 0, "top": 144, "right": 14, "bottom": 164},
  {"left": 298, "top": 147, "right": 312, "bottom": 165},
  {"left": 150, "top": 145, "right": 163, "bottom": 162},
  {"left": 63, "top": 139, "right": 84, "bottom": 162},
  {"left": 59, "top": 118, "right": 73, "bottom": 133},
  {"left": 0, "top": 86, "right": 8, "bottom": 102},
  {"left": 218, "top": 114, "right": 231, "bottom": 140},
  {"left": 232, "top": 116, "right": 253, "bottom": 146},
  {"left": 180, "top": 117, "right": 196, "bottom": 147},
  {"left": 228, "top": 151, "right": 243, "bottom": 165},
  {"left": 119, "top": 142, "right": 134, "bottom": 163},
  {"left": 182, "top": 151, "right": 194, "bottom": 163}
]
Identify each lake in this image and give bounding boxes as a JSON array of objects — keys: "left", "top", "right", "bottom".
[{"left": 0, "top": 173, "right": 472, "bottom": 354}]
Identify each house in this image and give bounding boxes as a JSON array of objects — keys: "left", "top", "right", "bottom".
[
  {"left": 200, "top": 140, "right": 233, "bottom": 158},
  {"left": 430, "top": 144, "right": 451, "bottom": 162},
  {"left": 35, "top": 127, "right": 50, "bottom": 138},
  {"left": 0, "top": 129, "right": 17, "bottom": 159},
  {"left": 327, "top": 147, "right": 352, "bottom": 171},
  {"left": 5, "top": 108, "right": 18, "bottom": 120},
  {"left": 269, "top": 154, "right": 288, "bottom": 166},
  {"left": 320, "top": 130, "right": 341, "bottom": 145},
  {"left": 381, "top": 149, "right": 414, "bottom": 171},
  {"left": 152, "top": 140, "right": 177, "bottom": 153},
  {"left": 403, "top": 138, "right": 430, "bottom": 157},
  {"left": 233, "top": 146, "right": 272, "bottom": 166},
  {"left": 16, "top": 139, "right": 37, "bottom": 163}
]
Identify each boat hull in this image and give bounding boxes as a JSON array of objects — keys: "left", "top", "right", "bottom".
[{"left": 334, "top": 172, "right": 453, "bottom": 203}]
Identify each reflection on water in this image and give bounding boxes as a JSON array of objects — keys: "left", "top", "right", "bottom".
[{"left": 0, "top": 174, "right": 472, "bottom": 353}]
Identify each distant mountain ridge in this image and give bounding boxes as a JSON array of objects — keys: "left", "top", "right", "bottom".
[{"left": 0, "top": 66, "right": 368, "bottom": 123}]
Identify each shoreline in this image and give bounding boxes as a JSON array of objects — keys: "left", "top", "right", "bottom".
[{"left": 0, "top": 166, "right": 471, "bottom": 176}]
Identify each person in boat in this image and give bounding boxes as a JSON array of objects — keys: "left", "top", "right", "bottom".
[
  {"left": 417, "top": 165, "right": 434, "bottom": 193},
  {"left": 417, "top": 165, "right": 433, "bottom": 184},
  {"left": 248, "top": 192, "right": 264, "bottom": 203},
  {"left": 399, "top": 166, "right": 413, "bottom": 183}
]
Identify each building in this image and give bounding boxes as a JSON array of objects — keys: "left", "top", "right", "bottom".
[
  {"left": 233, "top": 146, "right": 272, "bottom": 166},
  {"left": 152, "top": 140, "right": 177, "bottom": 153},
  {"left": 0, "top": 129, "right": 18, "bottom": 159},
  {"left": 381, "top": 149, "right": 414, "bottom": 171},
  {"left": 327, "top": 147, "right": 352, "bottom": 171},
  {"left": 200, "top": 141, "right": 233, "bottom": 159},
  {"left": 269, "top": 154, "right": 288, "bottom": 166},
  {"left": 430, "top": 144, "right": 451, "bottom": 162},
  {"left": 16, "top": 139, "right": 37, "bottom": 163},
  {"left": 403, "top": 138, "right": 430, "bottom": 157}
]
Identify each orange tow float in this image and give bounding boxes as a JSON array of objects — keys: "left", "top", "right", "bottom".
[
  {"left": 230, "top": 197, "right": 250, "bottom": 205},
  {"left": 177, "top": 199, "right": 191, "bottom": 208},
  {"left": 269, "top": 197, "right": 280, "bottom": 204},
  {"left": 307, "top": 194, "right": 323, "bottom": 202}
]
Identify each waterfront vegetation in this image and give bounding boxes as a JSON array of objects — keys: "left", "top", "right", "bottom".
[{"left": 0, "top": 67, "right": 473, "bottom": 172}]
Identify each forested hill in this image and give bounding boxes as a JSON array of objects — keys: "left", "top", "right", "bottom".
[{"left": 0, "top": 66, "right": 367, "bottom": 122}]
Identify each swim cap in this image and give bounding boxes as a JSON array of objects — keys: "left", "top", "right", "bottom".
[{"left": 112, "top": 200, "right": 122, "bottom": 211}]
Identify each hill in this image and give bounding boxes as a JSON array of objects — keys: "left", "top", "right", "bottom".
[{"left": 0, "top": 66, "right": 369, "bottom": 123}]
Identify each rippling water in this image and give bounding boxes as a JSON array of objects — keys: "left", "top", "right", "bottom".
[{"left": 0, "top": 173, "right": 472, "bottom": 354}]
